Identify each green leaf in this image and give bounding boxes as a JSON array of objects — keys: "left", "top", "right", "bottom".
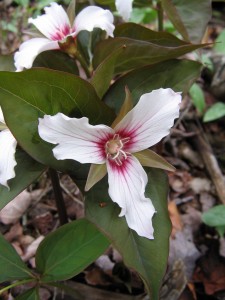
[
  {"left": 203, "top": 102, "right": 225, "bottom": 122},
  {"left": 161, "top": 0, "right": 211, "bottom": 43},
  {"left": 15, "top": 288, "right": 39, "bottom": 300},
  {"left": 93, "top": 23, "right": 205, "bottom": 75},
  {"left": 0, "top": 233, "right": 34, "bottom": 283},
  {"left": 202, "top": 205, "right": 225, "bottom": 237},
  {"left": 202, "top": 205, "right": 225, "bottom": 227},
  {"left": 0, "top": 69, "right": 115, "bottom": 173},
  {"left": 104, "top": 59, "right": 201, "bottom": 113},
  {"left": 36, "top": 219, "right": 110, "bottom": 282},
  {"left": 214, "top": 29, "right": 225, "bottom": 54},
  {"left": 130, "top": 7, "right": 157, "bottom": 24},
  {"left": 91, "top": 46, "right": 125, "bottom": 99},
  {"left": 189, "top": 83, "right": 206, "bottom": 114},
  {"left": 33, "top": 50, "right": 79, "bottom": 75},
  {"left": 216, "top": 226, "right": 225, "bottom": 237},
  {"left": 86, "top": 168, "right": 171, "bottom": 299},
  {"left": 114, "top": 23, "right": 187, "bottom": 46},
  {"left": 0, "top": 149, "right": 45, "bottom": 210}
]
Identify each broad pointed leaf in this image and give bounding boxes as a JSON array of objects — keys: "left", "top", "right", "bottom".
[
  {"left": 91, "top": 46, "right": 125, "bottom": 99},
  {"left": 161, "top": 0, "right": 211, "bottom": 43},
  {"left": 0, "top": 149, "right": 45, "bottom": 210},
  {"left": 0, "top": 69, "right": 115, "bottom": 173},
  {"left": 104, "top": 59, "right": 201, "bottom": 113},
  {"left": 86, "top": 168, "right": 171, "bottom": 299},
  {"left": 93, "top": 25, "right": 205, "bottom": 74},
  {"left": 0, "top": 233, "right": 34, "bottom": 283},
  {"left": 36, "top": 219, "right": 109, "bottom": 282},
  {"left": 33, "top": 50, "right": 79, "bottom": 75}
]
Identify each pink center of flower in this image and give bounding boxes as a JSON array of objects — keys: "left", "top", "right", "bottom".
[
  {"left": 105, "top": 134, "right": 130, "bottom": 166},
  {"left": 50, "top": 24, "right": 74, "bottom": 41}
]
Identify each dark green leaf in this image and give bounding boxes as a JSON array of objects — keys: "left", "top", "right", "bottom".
[
  {"left": 15, "top": 288, "right": 39, "bottom": 300},
  {"left": 0, "top": 233, "right": 34, "bottom": 283},
  {"left": 161, "top": 0, "right": 211, "bottom": 43},
  {"left": 93, "top": 33, "right": 205, "bottom": 74},
  {"left": 86, "top": 168, "right": 171, "bottom": 299},
  {"left": 0, "top": 149, "right": 45, "bottom": 210},
  {"left": 203, "top": 102, "right": 225, "bottom": 122},
  {"left": 0, "top": 69, "right": 115, "bottom": 173},
  {"left": 114, "top": 23, "right": 188, "bottom": 46},
  {"left": 33, "top": 50, "right": 79, "bottom": 75},
  {"left": 103, "top": 59, "right": 201, "bottom": 113},
  {"left": 91, "top": 46, "right": 125, "bottom": 98},
  {"left": 36, "top": 219, "right": 109, "bottom": 282}
]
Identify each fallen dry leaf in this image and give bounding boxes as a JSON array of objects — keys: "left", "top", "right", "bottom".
[
  {"left": 22, "top": 235, "right": 44, "bottom": 262},
  {"left": 0, "top": 190, "right": 39, "bottom": 225},
  {"left": 168, "top": 201, "right": 183, "bottom": 238},
  {"left": 193, "top": 247, "right": 225, "bottom": 295}
]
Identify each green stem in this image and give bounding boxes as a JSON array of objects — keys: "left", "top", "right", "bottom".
[
  {"left": 49, "top": 168, "right": 68, "bottom": 225},
  {"left": 0, "top": 279, "right": 35, "bottom": 294},
  {"left": 75, "top": 51, "right": 92, "bottom": 79},
  {"left": 157, "top": 0, "right": 164, "bottom": 31}
]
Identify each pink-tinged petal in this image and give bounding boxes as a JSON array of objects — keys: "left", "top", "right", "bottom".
[
  {"left": 29, "top": 2, "right": 71, "bottom": 40},
  {"left": 115, "top": 0, "right": 133, "bottom": 21},
  {"left": 74, "top": 6, "right": 115, "bottom": 37},
  {"left": 14, "top": 38, "right": 59, "bottom": 71},
  {"left": 38, "top": 113, "right": 114, "bottom": 164},
  {"left": 0, "top": 129, "right": 17, "bottom": 189},
  {"left": 106, "top": 155, "right": 155, "bottom": 239},
  {"left": 115, "top": 88, "right": 181, "bottom": 153}
]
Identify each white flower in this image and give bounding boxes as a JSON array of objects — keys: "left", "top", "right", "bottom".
[
  {"left": 115, "top": 0, "right": 133, "bottom": 21},
  {"left": 38, "top": 88, "right": 181, "bottom": 239},
  {"left": 14, "top": 2, "right": 115, "bottom": 71},
  {"left": 0, "top": 108, "right": 17, "bottom": 188}
]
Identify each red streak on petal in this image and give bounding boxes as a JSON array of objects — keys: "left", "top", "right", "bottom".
[
  {"left": 108, "top": 155, "right": 130, "bottom": 175},
  {"left": 50, "top": 24, "right": 73, "bottom": 41}
]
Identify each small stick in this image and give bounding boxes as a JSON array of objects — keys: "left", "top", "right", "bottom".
[
  {"left": 190, "top": 122, "right": 225, "bottom": 204},
  {"left": 49, "top": 168, "right": 68, "bottom": 225}
]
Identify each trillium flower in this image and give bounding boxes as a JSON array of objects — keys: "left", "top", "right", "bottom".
[
  {"left": 38, "top": 88, "right": 181, "bottom": 239},
  {"left": 0, "top": 108, "right": 17, "bottom": 188},
  {"left": 115, "top": 0, "right": 133, "bottom": 21},
  {"left": 14, "top": 2, "right": 115, "bottom": 71}
]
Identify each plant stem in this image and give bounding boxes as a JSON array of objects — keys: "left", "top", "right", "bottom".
[
  {"left": 0, "top": 279, "right": 35, "bottom": 295},
  {"left": 49, "top": 168, "right": 68, "bottom": 225},
  {"left": 75, "top": 51, "right": 92, "bottom": 79},
  {"left": 157, "top": 0, "right": 164, "bottom": 31}
]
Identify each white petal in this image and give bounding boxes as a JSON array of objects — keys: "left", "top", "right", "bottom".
[
  {"left": 38, "top": 113, "right": 114, "bottom": 164},
  {"left": 29, "top": 2, "right": 71, "bottom": 40},
  {"left": 107, "top": 155, "right": 155, "bottom": 239},
  {"left": 0, "top": 129, "right": 17, "bottom": 188},
  {"left": 75, "top": 6, "right": 115, "bottom": 37},
  {"left": 115, "top": 88, "right": 181, "bottom": 153},
  {"left": 115, "top": 0, "right": 133, "bottom": 21},
  {"left": 0, "top": 107, "right": 5, "bottom": 124},
  {"left": 14, "top": 38, "right": 59, "bottom": 71}
]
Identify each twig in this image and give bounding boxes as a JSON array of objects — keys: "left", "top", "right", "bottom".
[
  {"left": 60, "top": 182, "right": 84, "bottom": 207},
  {"left": 189, "top": 122, "right": 225, "bottom": 204}
]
